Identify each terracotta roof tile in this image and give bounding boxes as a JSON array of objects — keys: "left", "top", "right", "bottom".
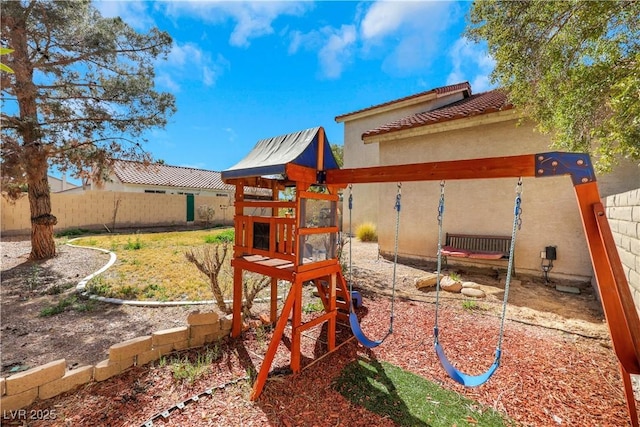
[
  {"left": 112, "top": 160, "right": 234, "bottom": 191},
  {"left": 362, "top": 89, "right": 514, "bottom": 139},
  {"left": 335, "top": 82, "right": 471, "bottom": 121}
]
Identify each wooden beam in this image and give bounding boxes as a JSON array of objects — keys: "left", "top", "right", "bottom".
[
  {"left": 251, "top": 280, "right": 300, "bottom": 400},
  {"left": 574, "top": 183, "right": 640, "bottom": 374},
  {"left": 326, "top": 154, "right": 536, "bottom": 185},
  {"left": 317, "top": 127, "right": 325, "bottom": 171},
  {"left": 286, "top": 163, "right": 318, "bottom": 184}
]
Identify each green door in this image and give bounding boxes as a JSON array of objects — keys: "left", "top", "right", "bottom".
[{"left": 186, "top": 194, "right": 195, "bottom": 222}]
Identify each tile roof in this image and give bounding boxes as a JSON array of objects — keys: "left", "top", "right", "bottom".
[
  {"left": 362, "top": 89, "right": 514, "bottom": 139},
  {"left": 112, "top": 160, "right": 234, "bottom": 191},
  {"left": 335, "top": 82, "right": 471, "bottom": 121}
]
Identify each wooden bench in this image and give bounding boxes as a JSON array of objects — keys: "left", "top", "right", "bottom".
[{"left": 441, "top": 233, "right": 515, "bottom": 275}]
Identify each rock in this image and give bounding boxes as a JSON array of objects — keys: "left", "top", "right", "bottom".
[
  {"left": 415, "top": 274, "right": 438, "bottom": 289},
  {"left": 440, "top": 276, "right": 462, "bottom": 293},
  {"left": 462, "top": 281, "right": 481, "bottom": 289},
  {"left": 461, "top": 287, "right": 486, "bottom": 298}
]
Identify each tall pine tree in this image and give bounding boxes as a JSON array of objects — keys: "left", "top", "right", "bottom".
[{"left": 1, "top": 1, "right": 176, "bottom": 259}]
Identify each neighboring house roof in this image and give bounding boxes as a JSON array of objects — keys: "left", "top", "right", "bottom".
[
  {"left": 112, "top": 160, "right": 234, "bottom": 191},
  {"left": 362, "top": 89, "right": 514, "bottom": 139},
  {"left": 335, "top": 82, "right": 471, "bottom": 122},
  {"left": 221, "top": 126, "right": 340, "bottom": 181}
]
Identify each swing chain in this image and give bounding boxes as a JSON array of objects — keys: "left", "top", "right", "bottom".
[
  {"left": 437, "top": 181, "right": 445, "bottom": 224},
  {"left": 515, "top": 178, "right": 523, "bottom": 230},
  {"left": 348, "top": 184, "right": 353, "bottom": 210},
  {"left": 394, "top": 182, "right": 402, "bottom": 212}
]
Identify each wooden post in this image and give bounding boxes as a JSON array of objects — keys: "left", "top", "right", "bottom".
[
  {"left": 232, "top": 266, "right": 243, "bottom": 338},
  {"left": 232, "top": 182, "right": 245, "bottom": 338},
  {"left": 327, "top": 272, "right": 336, "bottom": 352},
  {"left": 290, "top": 277, "right": 303, "bottom": 373},
  {"left": 270, "top": 277, "right": 278, "bottom": 323},
  {"left": 251, "top": 279, "right": 299, "bottom": 400}
]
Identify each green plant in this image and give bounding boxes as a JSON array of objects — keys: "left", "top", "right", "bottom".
[
  {"left": 55, "top": 228, "right": 91, "bottom": 238},
  {"left": 355, "top": 222, "right": 377, "bottom": 242},
  {"left": 26, "top": 265, "right": 42, "bottom": 292},
  {"left": 333, "top": 359, "right": 511, "bottom": 426},
  {"left": 45, "top": 282, "right": 75, "bottom": 295},
  {"left": 39, "top": 295, "right": 77, "bottom": 317},
  {"left": 168, "top": 345, "right": 220, "bottom": 383},
  {"left": 462, "top": 300, "right": 478, "bottom": 311},
  {"left": 86, "top": 276, "right": 111, "bottom": 297},
  {"left": 204, "top": 229, "right": 235, "bottom": 244},
  {"left": 124, "top": 236, "right": 143, "bottom": 250},
  {"left": 303, "top": 300, "right": 324, "bottom": 314},
  {"left": 448, "top": 272, "right": 461, "bottom": 282}
]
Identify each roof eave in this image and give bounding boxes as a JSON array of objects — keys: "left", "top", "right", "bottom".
[
  {"left": 362, "top": 108, "right": 520, "bottom": 144},
  {"left": 335, "top": 86, "right": 470, "bottom": 124}
]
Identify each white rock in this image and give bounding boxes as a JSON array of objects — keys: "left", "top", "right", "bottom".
[
  {"left": 415, "top": 274, "right": 438, "bottom": 289},
  {"left": 461, "top": 287, "right": 486, "bottom": 298},
  {"left": 440, "top": 276, "right": 462, "bottom": 293},
  {"left": 462, "top": 281, "right": 481, "bottom": 289}
]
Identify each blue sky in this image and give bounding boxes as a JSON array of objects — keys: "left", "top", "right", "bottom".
[{"left": 93, "top": 0, "right": 495, "bottom": 174}]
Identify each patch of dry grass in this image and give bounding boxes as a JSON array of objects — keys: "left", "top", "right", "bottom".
[{"left": 73, "top": 228, "right": 235, "bottom": 301}]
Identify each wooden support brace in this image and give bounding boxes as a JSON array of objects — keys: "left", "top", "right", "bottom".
[{"left": 250, "top": 280, "right": 300, "bottom": 400}]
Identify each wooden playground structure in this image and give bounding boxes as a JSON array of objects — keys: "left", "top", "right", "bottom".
[{"left": 222, "top": 126, "right": 640, "bottom": 425}]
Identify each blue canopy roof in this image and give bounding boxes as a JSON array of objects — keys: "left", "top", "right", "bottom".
[{"left": 221, "top": 127, "right": 340, "bottom": 181}]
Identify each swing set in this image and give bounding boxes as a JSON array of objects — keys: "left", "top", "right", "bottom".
[{"left": 222, "top": 127, "right": 640, "bottom": 425}]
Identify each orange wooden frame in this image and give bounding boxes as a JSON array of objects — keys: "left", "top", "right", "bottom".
[{"left": 226, "top": 151, "right": 639, "bottom": 425}]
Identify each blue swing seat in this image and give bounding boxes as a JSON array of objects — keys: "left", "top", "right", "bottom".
[
  {"left": 349, "top": 311, "right": 387, "bottom": 349},
  {"left": 434, "top": 328, "right": 501, "bottom": 387}
]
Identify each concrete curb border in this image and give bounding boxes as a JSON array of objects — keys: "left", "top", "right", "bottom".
[{"left": 66, "top": 239, "right": 281, "bottom": 307}]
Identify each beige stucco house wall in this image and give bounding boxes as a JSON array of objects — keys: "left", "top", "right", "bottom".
[
  {"left": 338, "top": 83, "right": 639, "bottom": 282},
  {"left": 336, "top": 83, "right": 470, "bottom": 231}
]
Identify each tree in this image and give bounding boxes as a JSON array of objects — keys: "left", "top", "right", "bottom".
[
  {"left": 331, "top": 143, "right": 344, "bottom": 168},
  {"left": 467, "top": 1, "right": 640, "bottom": 172},
  {"left": 1, "top": 1, "right": 176, "bottom": 259}
]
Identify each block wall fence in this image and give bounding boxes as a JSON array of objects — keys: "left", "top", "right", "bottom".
[
  {"left": 1, "top": 191, "right": 233, "bottom": 236},
  {"left": 604, "top": 188, "right": 640, "bottom": 313},
  {"left": 0, "top": 311, "right": 232, "bottom": 412}
]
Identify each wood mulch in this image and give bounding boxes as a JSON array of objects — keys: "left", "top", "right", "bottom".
[
  {"left": 3, "top": 238, "right": 638, "bottom": 426},
  {"left": 17, "top": 290, "right": 638, "bottom": 427}
]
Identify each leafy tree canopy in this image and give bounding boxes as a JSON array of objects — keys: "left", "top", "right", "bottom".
[
  {"left": 467, "top": 1, "right": 639, "bottom": 172},
  {"left": 1, "top": 0, "right": 176, "bottom": 259}
]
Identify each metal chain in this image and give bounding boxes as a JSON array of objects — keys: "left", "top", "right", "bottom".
[
  {"left": 347, "top": 184, "right": 354, "bottom": 302},
  {"left": 390, "top": 183, "right": 402, "bottom": 332},
  {"left": 496, "top": 178, "right": 523, "bottom": 351},
  {"left": 140, "top": 375, "right": 250, "bottom": 426},
  {"left": 434, "top": 181, "right": 445, "bottom": 333}
]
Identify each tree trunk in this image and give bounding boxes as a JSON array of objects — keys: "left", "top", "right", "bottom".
[
  {"left": 6, "top": 8, "right": 57, "bottom": 260},
  {"left": 27, "top": 148, "right": 57, "bottom": 260}
]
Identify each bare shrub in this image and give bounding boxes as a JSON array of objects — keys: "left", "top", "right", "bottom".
[{"left": 185, "top": 243, "right": 270, "bottom": 317}]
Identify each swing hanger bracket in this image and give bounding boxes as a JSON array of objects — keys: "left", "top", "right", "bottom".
[
  {"left": 316, "top": 170, "right": 327, "bottom": 184},
  {"left": 535, "top": 152, "right": 595, "bottom": 186}
]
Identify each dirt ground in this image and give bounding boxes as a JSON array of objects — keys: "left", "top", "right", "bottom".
[
  {"left": 2, "top": 235, "right": 639, "bottom": 426},
  {"left": 1, "top": 235, "right": 607, "bottom": 377}
]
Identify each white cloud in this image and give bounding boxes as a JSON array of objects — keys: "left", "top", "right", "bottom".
[
  {"left": 318, "top": 25, "right": 357, "bottom": 79},
  {"left": 446, "top": 37, "right": 496, "bottom": 92},
  {"left": 159, "top": 1, "right": 311, "bottom": 48},
  {"left": 358, "top": 1, "right": 462, "bottom": 76},
  {"left": 157, "top": 43, "right": 230, "bottom": 90},
  {"left": 288, "top": 25, "right": 356, "bottom": 79},
  {"left": 94, "top": 0, "right": 155, "bottom": 30}
]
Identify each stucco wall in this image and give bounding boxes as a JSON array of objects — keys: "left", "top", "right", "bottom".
[
  {"left": 339, "top": 92, "right": 465, "bottom": 233},
  {"left": 1, "top": 191, "right": 233, "bottom": 236},
  {"left": 374, "top": 118, "right": 639, "bottom": 281},
  {"left": 604, "top": 188, "right": 640, "bottom": 312}
]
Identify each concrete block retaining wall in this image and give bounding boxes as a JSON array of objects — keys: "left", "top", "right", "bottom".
[
  {"left": 604, "top": 188, "right": 640, "bottom": 313},
  {"left": 0, "top": 312, "right": 232, "bottom": 412}
]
